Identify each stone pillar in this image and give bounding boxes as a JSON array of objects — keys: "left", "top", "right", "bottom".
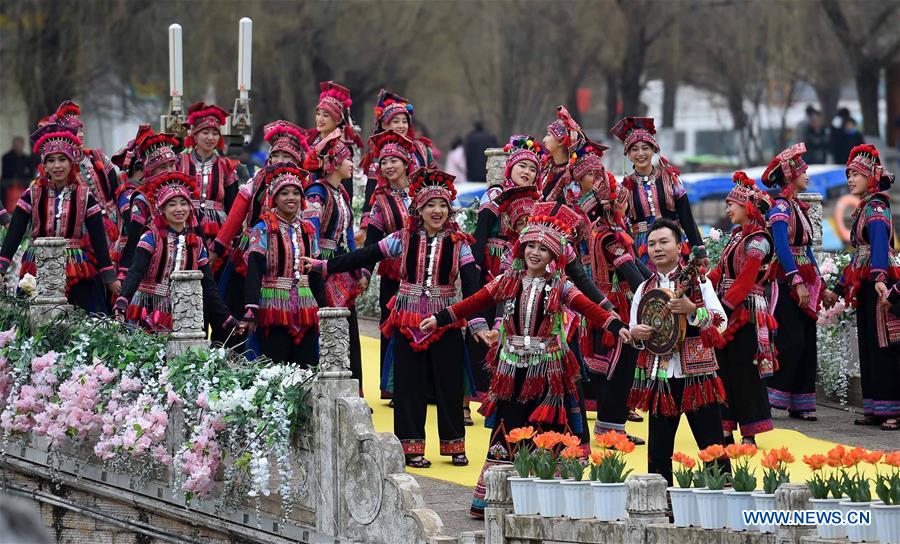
[
  {"left": 484, "top": 148, "right": 507, "bottom": 188},
  {"left": 483, "top": 465, "right": 515, "bottom": 544},
  {"left": 165, "top": 270, "right": 208, "bottom": 357},
  {"left": 775, "top": 483, "right": 814, "bottom": 543},
  {"left": 623, "top": 474, "right": 669, "bottom": 544},
  {"left": 798, "top": 192, "right": 823, "bottom": 249},
  {"left": 29, "top": 237, "right": 72, "bottom": 326},
  {"left": 313, "top": 307, "right": 357, "bottom": 538}
]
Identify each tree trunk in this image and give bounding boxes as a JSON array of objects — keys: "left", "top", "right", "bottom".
[
  {"left": 619, "top": 24, "right": 647, "bottom": 116},
  {"left": 855, "top": 62, "right": 882, "bottom": 138},
  {"left": 813, "top": 81, "right": 842, "bottom": 122},
  {"left": 605, "top": 73, "right": 619, "bottom": 129},
  {"left": 662, "top": 75, "right": 678, "bottom": 128}
]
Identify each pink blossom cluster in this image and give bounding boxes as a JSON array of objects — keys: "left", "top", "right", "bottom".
[
  {"left": 0, "top": 351, "right": 60, "bottom": 433},
  {"left": 94, "top": 390, "right": 170, "bottom": 465},
  {"left": 33, "top": 362, "right": 116, "bottom": 446},
  {"left": 0, "top": 356, "right": 10, "bottom": 400},
  {"left": 178, "top": 413, "right": 226, "bottom": 498},
  {"left": 817, "top": 299, "right": 848, "bottom": 326},
  {"left": 0, "top": 327, "right": 17, "bottom": 348}
]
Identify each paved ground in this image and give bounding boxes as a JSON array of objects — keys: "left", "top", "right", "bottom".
[{"left": 357, "top": 317, "right": 898, "bottom": 540}]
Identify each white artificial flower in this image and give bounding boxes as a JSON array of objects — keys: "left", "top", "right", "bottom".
[{"left": 18, "top": 274, "right": 37, "bottom": 297}]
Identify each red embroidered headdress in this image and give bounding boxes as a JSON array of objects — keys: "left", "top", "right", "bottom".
[
  {"left": 265, "top": 164, "right": 309, "bottom": 208},
  {"left": 185, "top": 102, "right": 228, "bottom": 150},
  {"left": 374, "top": 88, "right": 414, "bottom": 131},
  {"left": 571, "top": 137, "right": 610, "bottom": 182},
  {"left": 31, "top": 123, "right": 83, "bottom": 164},
  {"left": 305, "top": 128, "right": 353, "bottom": 175},
  {"left": 546, "top": 106, "right": 584, "bottom": 150},
  {"left": 610, "top": 116, "right": 659, "bottom": 154},
  {"left": 761, "top": 143, "right": 807, "bottom": 188},
  {"left": 139, "top": 131, "right": 180, "bottom": 176},
  {"left": 727, "top": 171, "right": 772, "bottom": 228},
  {"left": 496, "top": 185, "right": 540, "bottom": 237},
  {"left": 516, "top": 201, "right": 580, "bottom": 263},
  {"left": 54, "top": 100, "right": 83, "bottom": 130},
  {"left": 111, "top": 124, "right": 154, "bottom": 173},
  {"left": 846, "top": 144, "right": 894, "bottom": 193},
  {"left": 264, "top": 120, "right": 309, "bottom": 165},
  {"left": 409, "top": 167, "right": 457, "bottom": 212},
  {"left": 371, "top": 130, "right": 416, "bottom": 169},
  {"left": 502, "top": 134, "right": 544, "bottom": 186}
]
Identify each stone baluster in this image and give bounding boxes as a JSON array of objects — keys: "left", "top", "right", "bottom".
[
  {"left": 29, "top": 237, "right": 72, "bottom": 326},
  {"left": 775, "top": 483, "right": 814, "bottom": 543},
  {"left": 482, "top": 465, "right": 515, "bottom": 544},
  {"left": 484, "top": 148, "right": 507, "bottom": 188},
  {"left": 317, "top": 307, "right": 352, "bottom": 379},
  {"left": 798, "top": 192, "right": 824, "bottom": 249},
  {"left": 624, "top": 474, "right": 669, "bottom": 544},
  {"left": 165, "top": 270, "right": 208, "bottom": 357}
]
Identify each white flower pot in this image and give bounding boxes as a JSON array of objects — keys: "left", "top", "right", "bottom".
[
  {"left": 694, "top": 488, "right": 727, "bottom": 529},
  {"left": 724, "top": 489, "right": 755, "bottom": 531},
  {"left": 872, "top": 501, "right": 900, "bottom": 544},
  {"left": 810, "top": 497, "right": 846, "bottom": 539},
  {"left": 840, "top": 500, "right": 877, "bottom": 543},
  {"left": 535, "top": 478, "right": 564, "bottom": 517},
  {"left": 561, "top": 480, "right": 593, "bottom": 519},
  {"left": 752, "top": 492, "right": 777, "bottom": 533},
  {"left": 668, "top": 486, "right": 698, "bottom": 527},
  {"left": 591, "top": 481, "right": 628, "bottom": 521},
  {"left": 509, "top": 476, "right": 539, "bottom": 515}
]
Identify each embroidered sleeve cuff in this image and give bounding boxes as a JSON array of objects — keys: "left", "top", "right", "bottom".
[
  {"left": 872, "top": 270, "right": 888, "bottom": 283},
  {"left": 212, "top": 240, "right": 228, "bottom": 257},
  {"left": 308, "top": 259, "right": 327, "bottom": 277},
  {"left": 467, "top": 317, "right": 488, "bottom": 334},
  {"left": 435, "top": 309, "right": 454, "bottom": 328},
  {"left": 493, "top": 317, "right": 502, "bottom": 330},
  {"left": 100, "top": 267, "right": 117, "bottom": 284},
  {"left": 605, "top": 318, "right": 625, "bottom": 337},
  {"left": 223, "top": 315, "right": 239, "bottom": 331},
  {"left": 243, "top": 305, "right": 258, "bottom": 321},
  {"left": 789, "top": 273, "right": 803, "bottom": 286}
]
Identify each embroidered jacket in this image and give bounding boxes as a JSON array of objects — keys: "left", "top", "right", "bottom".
[
  {"left": 315, "top": 227, "right": 481, "bottom": 350},
  {"left": 0, "top": 178, "right": 116, "bottom": 288},
  {"left": 434, "top": 272, "right": 625, "bottom": 427},
  {"left": 117, "top": 226, "right": 232, "bottom": 333},
  {"left": 767, "top": 194, "right": 822, "bottom": 318},
  {"left": 707, "top": 227, "right": 778, "bottom": 377},
  {"left": 244, "top": 213, "right": 326, "bottom": 343},
  {"left": 211, "top": 168, "right": 271, "bottom": 274},
  {"left": 834, "top": 193, "right": 900, "bottom": 348},
  {"left": 363, "top": 186, "right": 410, "bottom": 281},
  {"left": 360, "top": 138, "right": 435, "bottom": 227},
  {"left": 177, "top": 152, "right": 238, "bottom": 239},
  {"left": 305, "top": 180, "right": 366, "bottom": 307},
  {"left": 78, "top": 149, "right": 120, "bottom": 256},
  {"left": 539, "top": 161, "right": 573, "bottom": 204}
]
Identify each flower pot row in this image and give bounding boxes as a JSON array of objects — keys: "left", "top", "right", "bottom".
[
  {"left": 668, "top": 487, "right": 900, "bottom": 542},
  {"left": 510, "top": 477, "right": 628, "bottom": 521}
]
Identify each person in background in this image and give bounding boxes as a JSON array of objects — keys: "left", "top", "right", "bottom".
[
  {"left": 1, "top": 136, "right": 38, "bottom": 212},
  {"left": 830, "top": 108, "right": 865, "bottom": 165},
  {"left": 464, "top": 121, "right": 498, "bottom": 183},
  {"left": 444, "top": 136, "right": 467, "bottom": 183},
  {"left": 801, "top": 106, "right": 830, "bottom": 164}
]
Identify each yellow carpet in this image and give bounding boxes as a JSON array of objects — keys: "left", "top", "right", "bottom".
[{"left": 359, "top": 336, "right": 873, "bottom": 488}]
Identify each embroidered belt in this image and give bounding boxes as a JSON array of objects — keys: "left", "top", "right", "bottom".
[
  {"left": 138, "top": 281, "right": 170, "bottom": 297},
  {"left": 318, "top": 238, "right": 349, "bottom": 251},
  {"left": 633, "top": 221, "right": 649, "bottom": 233},
  {"left": 192, "top": 200, "right": 225, "bottom": 212},
  {"left": 503, "top": 334, "right": 562, "bottom": 357},
  {"left": 486, "top": 239, "right": 507, "bottom": 250},
  {"left": 720, "top": 278, "right": 765, "bottom": 297},
  {"left": 262, "top": 275, "right": 309, "bottom": 290},
  {"left": 65, "top": 239, "right": 83, "bottom": 250},
  {"left": 398, "top": 281, "right": 456, "bottom": 299}
]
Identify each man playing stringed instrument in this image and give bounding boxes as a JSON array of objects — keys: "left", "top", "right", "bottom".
[{"left": 628, "top": 218, "right": 729, "bottom": 485}]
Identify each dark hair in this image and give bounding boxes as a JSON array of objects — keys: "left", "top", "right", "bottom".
[
  {"left": 648, "top": 218, "right": 684, "bottom": 241},
  {"left": 450, "top": 136, "right": 463, "bottom": 148}
]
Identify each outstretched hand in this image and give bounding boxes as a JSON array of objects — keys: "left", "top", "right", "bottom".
[
  {"left": 299, "top": 256, "right": 315, "bottom": 273},
  {"left": 475, "top": 329, "right": 499, "bottom": 346},
  {"left": 420, "top": 316, "right": 438, "bottom": 332}
]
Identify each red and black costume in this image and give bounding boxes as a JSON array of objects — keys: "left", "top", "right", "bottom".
[
  {"left": 243, "top": 166, "right": 326, "bottom": 367},
  {"left": 305, "top": 81, "right": 362, "bottom": 199},
  {"left": 432, "top": 202, "right": 626, "bottom": 517},
  {"left": 761, "top": 143, "right": 822, "bottom": 418},
  {"left": 0, "top": 123, "right": 117, "bottom": 312},
  {"left": 707, "top": 172, "right": 777, "bottom": 439},
  {"left": 571, "top": 139, "right": 650, "bottom": 435},
  {"left": 115, "top": 171, "right": 235, "bottom": 334},
  {"left": 361, "top": 89, "right": 435, "bottom": 228},
  {"left": 177, "top": 102, "right": 239, "bottom": 246},
  {"left": 833, "top": 145, "right": 900, "bottom": 425},
  {"left": 310, "top": 168, "right": 477, "bottom": 463},
  {"left": 540, "top": 107, "right": 583, "bottom": 205},
  {"left": 610, "top": 117, "right": 706, "bottom": 263}
]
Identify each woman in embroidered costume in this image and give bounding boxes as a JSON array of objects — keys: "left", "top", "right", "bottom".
[
  {"left": 628, "top": 219, "right": 728, "bottom": 485},
  {"left": 303, "top": 130, "right": 367, "bottom": 390},
  {"left": 110, "top": 124, "right": 153, "bottom": 266},
  {"left": 117, "top": 129, "right": 180, "bottom": 277},
  {"left": 760, "top": 143, "right": 823, "bottom": 421},
  {"left": 305, "top": 81, "right": 362, "bottom": 198},
  {"left": 707, "top": 172, "right": 777, "bottom": 446},
  {"left": 115, "top": 171, "right": 237, "bottom": 334},
  {"left": 540, "top": 106, "right": 583, "bottom": 205},
  {"left": 0, "top": 123, "right": 120, "bottom": 312},
  {"left": 360, "top": 89, "right": 435, "bottom": 231},
  {"left": 211, "top": 121, "right": 310, "bottom": 343},
  {"left": 610, "top": 117, "right": 707, "bottom": 265},
  {"left": 305, "top": 167, "right": 479, "bottom": 469},
  {"left": 53, "top": 100, "right": 121, "bottom": 260},
  {"left": 825, "top": 144, "right": 900, "bottom": 430},
  {"left": 360, "top": 130, "right": 416, "bottom": 397},
  {"left": 241, "top": 165, "right": 325, "bottom": 367},
  {"left": 420, "top": 201, "right": 630, "bottom": 518},
  {"left": 572, "top": 139, "right": 651, "bottom": 443},
  {"left": 177, "top": 102, "right": 239, "bottom": 248}
]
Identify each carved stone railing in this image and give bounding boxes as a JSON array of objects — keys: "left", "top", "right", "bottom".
[
  {"left": 481, "top": 469, "right": 819, "bottom": 544},
  {"left": 28, "top": 237, "right": 71, "bottom": 326},
  {"left": 798, "top": 192, "right": 824, "bottom": 249},
  {"left": 4, "top": 245, "right": 448, "bottom": 544}
]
